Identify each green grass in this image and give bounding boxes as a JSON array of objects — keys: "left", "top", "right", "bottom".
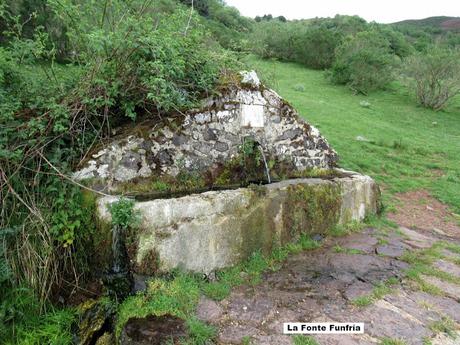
[
  {"left": 352, "top": 277, "right": 399, "bottom": 307},
  {"left": 380, "top": 338, "right": 408, "bottom": 345},
  {"left": 401, "top": 241, "right": 460, "bottom": 291},
  {"left": 245, "top": 55, "right": 460, "bottom": 213},
  {"left": 333, "top": 245, "right": 365, "bottom": 255},
  {"left": 116, "top": 234, "right": 322, "bottom": 342},
  {"left": 1, "top": 288, "right": 76, "bottom": 345},
  {"left": 293, "top": 335, "right": 320, "bottom": 345},
  {"left": 429, "top": 316, "right": 457, "bottom": 338}
]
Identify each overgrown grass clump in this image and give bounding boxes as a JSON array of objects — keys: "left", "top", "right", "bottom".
[
  {"left": 115, "top": 234, "right": 321, "bottom": 343},
  {"left": 0, "top": 1, "right": 238, "bottom": 342}
]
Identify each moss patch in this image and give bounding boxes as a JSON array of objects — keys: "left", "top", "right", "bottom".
[{"left": 284, "top": 182, "right": 342, "bottom": 237}]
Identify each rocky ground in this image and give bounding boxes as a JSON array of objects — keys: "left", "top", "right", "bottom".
[{"left": 196, "top": 193, "right": 460, "bottom": 345}]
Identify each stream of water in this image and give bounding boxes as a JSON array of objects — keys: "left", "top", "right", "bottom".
[{"left": 258, "top": 145, "right": 271, "bottom": 184}]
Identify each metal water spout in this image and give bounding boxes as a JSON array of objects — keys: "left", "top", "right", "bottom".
[{"left": 257, "top": 145, "right": 271, "bottom": 184}]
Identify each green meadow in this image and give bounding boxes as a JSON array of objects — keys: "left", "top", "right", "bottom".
[{"left": 245, "top": 56, "right": 460, "bottom": 213}]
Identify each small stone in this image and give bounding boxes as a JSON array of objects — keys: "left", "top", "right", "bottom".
[
  {"left": 172, "top": 135, "right": 187, "bottom": 146},
  {"left": 203, "top": 128, "right": 217, "bottom": 141},
  {"left": 196, "top": 296, "right": 223, "bottom": 323},
  {"left": 277, "top": 128, "right": 303, "bottom": 141},
  {"left": 120, "top": 152, "right": 141, "bottom": 170},
  {"left": 240, "top": 70, "right": 261, "bottom": 88},
  {"left": 156, "top": 150, "right": 173, "bottom": 165},
  {"left": 271, "top": 115, "right": 281, "bottom": 124},
  {"left": 312, "top": 234, "right": 323, "bottom": 242},
  {"left": 214, "top": 142, "right": 229, "bottom": 152},
  {"left": 193, "top": 142, "right": 212, "bottom": 155},
  {"left": 376, "top": 245, "right": 405, "bottom": 258},
  {"left": 356, "top": 135, "right": 369, "bottom": 142}
]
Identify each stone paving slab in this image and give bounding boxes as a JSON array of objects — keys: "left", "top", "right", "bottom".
[
  {"left": 398, "top": 227, "right": 437, "bottom": 249},
  {"left": 409, "top": 291, "right": 460, "bottom": 323},
  {"left": 433, "top": 259, "right": 460, "bottom": 279},
  {"left": 205, "top": 227, "right": 460, "bottom": 345},
  {"left": 421, "top": 275, "right": 460, "bottom": 301}
]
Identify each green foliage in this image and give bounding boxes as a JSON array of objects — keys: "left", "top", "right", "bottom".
[
  {"left": 0, "top": 287, "right": 75, "bottom": 344},
  {"left": 0, "top": 0, "right": 236, "bottom": 314},
  {"left": 49, "top": 184, "right": 93, "bottom": 248},
  {"left": 380, "top": 338, "right": 407, "bottom": 345},
  {"left": 293, "top": 26, "right": 342, "bottom": 69},
  {"left": 184, "top": 317, "right": 217, "bottom": 345},
  {"left": 109, "top": 198, "right": 140, "bottom": 229},
  {"left": 402, "top": 47, "right": 460, "bottom": 110},
  {"left": 429, "top": 316, "right": 457, "bottom": 338},
  {"left": 293, "top": 335, "right": 320, "bottom": 345},
  {"left": 249, "top": 14, "right": 413, "bottom": 75},
  {"left": 116, "top": 272, "right": 201, "bottom": 336},
  {"left": 329, "top": 30, "right": 396, "bottom": 94}
]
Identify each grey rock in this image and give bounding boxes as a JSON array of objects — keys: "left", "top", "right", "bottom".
[
  {"left": 172, "top": 134, "right": 187, "bottom": 146},
  {"left": 376, "top": 244, "right": 405, "bottom": 258},
  {"left": 196, "top": 296, "right": 223, "bottom": 323},
  {"left": 203, "top": 128, "right": 217, "bottom": 141},
  {"left": 156, "top": 150, "right": 172, "bottom": 165},
  {"left": 96, "top": 172, "right": 380, "bottom": 274},
  {"left": 192, "top": 142, "right": 212, "bottom": 155},
  {"left": 278, "top": 128, "right": 303, "bottom": 141},
  {"left": 120, "top": 153, "right": 141, "bottom": 171},
  {"left": 433, "top": 259, "right": 460, "bottom": 278},
  {"left": 214, "top": 141, "right": 229, "bottom": 152},
  {"left": 271, "top": 115, "right": 281, "bottom": 124},
  {"left": 343, "top": 281, "right": 374, "bottom": 301}
]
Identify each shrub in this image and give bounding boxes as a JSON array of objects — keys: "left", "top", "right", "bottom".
[
  {"left": 293, "top": 26, "right": 342, "bottom": 69},
  {"left": 109, "top": 198, "right": 141, "bottom": 229},
  {"left": 402, "top": 47, "right": 460, "bottom": 111},
  {"left": 329, "top": 30, "right": 396, "bottom": 94},
  {"left": 0, "top": 0, "right": 236, "bottom": 312}
]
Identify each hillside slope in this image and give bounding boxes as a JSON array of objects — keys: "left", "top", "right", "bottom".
[
  {"left": 245, "top": 56, "right": 460, "bottom": 213},
  {"left": 393, "top": 16, "right": 460, "bottom": 31}
]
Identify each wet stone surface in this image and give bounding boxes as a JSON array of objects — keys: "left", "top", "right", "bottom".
[
  {"left": 120, "top": 314, "right": 187, "bottom": 345},
  {"left": 197, "top": 226, "right": 460, "bottom": 345}
]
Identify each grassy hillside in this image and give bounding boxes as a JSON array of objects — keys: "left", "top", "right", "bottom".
[
  {"left": 245, "top": 56, "right": 460, "bottom": 213},
  {"left": 393, "top": 16, "right": 460, "bottom": 31}
]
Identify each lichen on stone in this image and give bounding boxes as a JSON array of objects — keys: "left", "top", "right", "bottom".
[{"left": 73, "top": 71, "right": 338, "bottom": 193}]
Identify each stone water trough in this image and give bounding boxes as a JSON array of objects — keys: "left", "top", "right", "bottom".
[{"left": 75, "top": 71, "right": 380, "bottom": 275}]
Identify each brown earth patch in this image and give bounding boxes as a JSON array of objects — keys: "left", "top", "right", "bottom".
[{"left": 388, "top": 190, "right": 460, "bottom": 238}]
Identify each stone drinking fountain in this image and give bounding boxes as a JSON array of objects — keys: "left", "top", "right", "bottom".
[{"left": 74, "top": 71, "right": 380, "bottom": 278}]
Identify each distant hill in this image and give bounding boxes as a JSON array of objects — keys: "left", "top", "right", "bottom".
[{"left": 393, "top": 16, "right": 460, "bottom": 31}]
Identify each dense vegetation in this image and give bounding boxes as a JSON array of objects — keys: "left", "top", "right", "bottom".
[
  {"left": 249, "top": 14, "right": 460, "bottom": 98},
  {"left": 1, "top": 0, "right": 459, "bottom": 343},
  {"left": 0, "top": 0, "right": 238, "bottom": 342}
]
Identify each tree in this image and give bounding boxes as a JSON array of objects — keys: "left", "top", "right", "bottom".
[
  {"left": 294, "top": 26, "right": 342, "bottom": 69},
  {"left": 402, "top": 48, "right": 460, "bottom": 111},
  {"left": 329, "top": 30, "right": 396, "bottom": 94}
]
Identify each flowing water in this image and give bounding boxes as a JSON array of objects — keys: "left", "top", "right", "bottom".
[
  {"left": 111, "top": 225, "right": 122, "bottom": 273},
  {"left": 258, "top": 145, "right": 271, "bottom": 184},
  {"left": 103, "top": 224, "right": 133, "bottom": 300}
]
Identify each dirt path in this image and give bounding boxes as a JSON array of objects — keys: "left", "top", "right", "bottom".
[{"left": 196, "top": 220, "right": 460, "bottom": 344}]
